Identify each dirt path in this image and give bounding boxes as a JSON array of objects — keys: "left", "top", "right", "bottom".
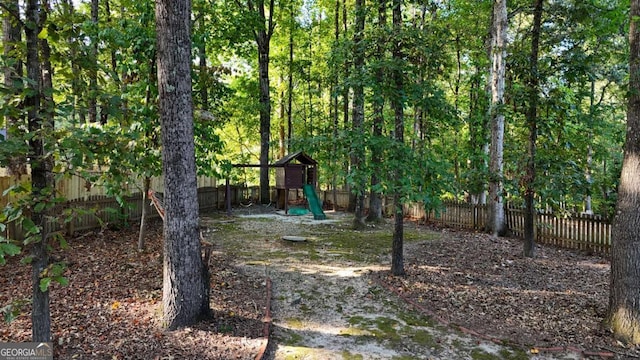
[{"left": 202, "top": 209, "right": 579, "bottom": 360}]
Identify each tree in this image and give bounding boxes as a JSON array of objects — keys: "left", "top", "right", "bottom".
[
  {"left": 487, "top": 0, "right": 508, "bottom": 236},
  {"left": 366, "top": 0, "right": 387, "bottom": 224},
  {"left": 243, "top": 0, "right": 275, "bottom": 204},
  {"left": 351, "top": 0, "right": 366, "bottom": 230},
  {"left": 155, "top": 0, "right": 210, "bottom": 329},
  {"left": 390, "top": 0, "right": 404, "bottom": 276},
  {"left": 23, "top": 0, "right": 56, "bottom": 342},
  {"left": 2, "top": 0, "right": 26, "bottom": 176},
  {"left": 523, "top": 0, "right": 543, "bottom": 258},
  {"left": 606, "top": 0, "right": 640, "bottom": 344}
]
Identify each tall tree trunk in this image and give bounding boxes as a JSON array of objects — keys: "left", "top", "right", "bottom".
[
  {"left": 89, "top": 0, "right": 98, "bottom": 123},
  {"left": 278, "top": 83, "right": 286, "bottom": 158},
  {"left": 198, "top": 12, "right": 209, "bottom": 112},
  {"left": 2, "top": 0, "right": 26, "bottom": 176},
  {"left": 584, "top": 79, "right": 597, "bottom": 214},
  {"left": 62, "top": 0, "right": 86, "bottom": 123},
  {"left": 252, "top": 0, "right": 275, "bottom": 205},
  {"left": 351, "top": 0, "right": 366, "bottom": 230},
  {"left": 138, "top": 177, "right": 151, "bottom": 250},
  {"left": 391, "top": 0, "right": 405, "bottom": 276},
  {"left": 287, "top": 3, "right": 293, "bottom": 150},
  {"left": 155, "top": 0, "right": 210, "bottom": 329},
  {"left": 488, "top": 0, "right": 508, "bottom": 237},
  {"left": 26, "top": 0, "right": 54, "bottom": 342},
  {"left": 343, "top": 1, "right": 354, "bottom": 209},
  {"left": 523, "top": 0, "right": 542, "bottom": 258},
  {"left": 331, "top": 0, "right": 341, "bottom": 211},
  {"left": 606, "top": 0, "right": 640, "bottom": 344},
  {"left": 367, "top": 0, "right": 386, "bottom": 223}
]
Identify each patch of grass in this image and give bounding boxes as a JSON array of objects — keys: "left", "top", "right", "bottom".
[
  {"left": 340, "top": 351, "right": 364, "bottom": 360},
  {"left": 343, "top": 286, "right": 356, "bottom": 296},
  {"left": 470, "top": 349, "right": 496, "bottom": 360},
  {"left": 498, "top": 348, "right": 530, "bottom": 360},
  {"left": 391, "top": 356, "right": 418, "bottom": 360},
  {"left": 469, "top": 348, "right": 530, "bottom": 360},
  {"left": 397, "top": 311, "right": 436, "bottom": 328},
  {"left": 406, "top": 328, "right": 439, "bottom": 348},
  {"left": 277, "top": 328, "right": 304, "bottom": 346},
  {"left": 347, "top": 315, "right": 402, "bottom": 343}
]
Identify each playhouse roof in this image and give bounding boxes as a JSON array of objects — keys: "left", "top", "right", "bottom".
[{"left": 273, "top": 151, "right": 317, "bottom": 166}]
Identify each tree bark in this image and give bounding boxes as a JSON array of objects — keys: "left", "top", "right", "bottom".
[
  {"left": 367, "top": 0, "right": 386, "bottom": 223},
  {"left": 488, "top": 0, "right": 508, "bottom": 237},
  {"left": 331, "top": 0, "right": 340, "bottom": 211},
  {"left": 523, "top": 0, "right": 543, "bottom": 258},
  {"left": 3, "top": 0, "right": 26, "bottom": 176},
  {"left": 155, "top": 0, "right": 210, "bottom": 329},
  {"left": 606, "top": 0, "right": 640, "bottom": 344},
  {"left": 26, "top": 0, "right": 54, "bottom": 342},
  {"left": 252, "top": 0, "right": 275, "bottom": 205},
  {"left": 351, "top": 0, "right": 366, "bottom": 230},
  {"left": 391, "top": 0, "right": 405, "bottom": 276},
  {"left": 89, "top": 0, "right": 98, "bottom": 123},
  {"left": 138, "top": 177, "right": 151, "bottom": 250}
]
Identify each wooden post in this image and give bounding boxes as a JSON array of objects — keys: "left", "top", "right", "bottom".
[{"left": 226, "top": 178, "right": 231, "bottom": 216}]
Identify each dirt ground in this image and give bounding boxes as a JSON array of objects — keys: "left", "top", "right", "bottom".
[
  {"left": 0, "top": 206, "right": 636, "bottom": 359},
  {"left": 0, "top": 218, "right": 268, "bottom": 359}
]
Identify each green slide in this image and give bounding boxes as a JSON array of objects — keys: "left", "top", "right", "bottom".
[{"left": 303, "top": 184, "right": 327, "bottom": 220}]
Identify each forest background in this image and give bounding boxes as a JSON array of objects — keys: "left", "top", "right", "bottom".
[{"left": 0, "top": 0, "right": 628, "bottom": 220}]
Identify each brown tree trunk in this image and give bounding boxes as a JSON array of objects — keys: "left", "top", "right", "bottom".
[
  {"left": 155, "top": 0, "right": 210, "bottom": 329},
  {"left": 252, "top": 0, "right": 275, "bottom": 205},
  {"left": 26, "top": 0, "right": 54, "bottom": 342},
  {"left": 523, "top": 0, "right": 543, "bottom": 258},
  {"left": 391, "top": 0, "right": 405, "bottom": 276},
  {"left": 3, "top": 0, "right": 26, "bottom": 176},
  {"left": 89, "top": 0, "right": 98, "bottom": 123},
  {"left": 488, "top": 0, "right": 508, "bottom": 237},
  {"left": 367, "top": 0, "right": 386, "bottom": 223},
  {"left": 138, "top": 177, "right": 151, "bottom": 250},
  {"left": 287, "top": 3, "right": 294, "bottom": 150},
  {"left": 606, "top": 0, "right": 640, "bottom": 344},
  {"left": 351, "top": 0, "right": 366, "bottom": 230}
]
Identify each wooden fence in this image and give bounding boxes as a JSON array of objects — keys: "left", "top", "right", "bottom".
[
  {"left": 433, "top": 201, "right": 612, "bottom": 255},
  {"left": 316, "top": 192, "right": 612, "bottom": 255},
  {"left": 3, "top": 185, "right": 257, "bottom": 240},
  {"left": 1, "top": 176, "right": 613, "bottom": 255}
]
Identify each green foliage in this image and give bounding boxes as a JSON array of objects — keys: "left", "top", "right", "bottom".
[{"left": 39, "top": 262, "right": 68, "bottom": 292}]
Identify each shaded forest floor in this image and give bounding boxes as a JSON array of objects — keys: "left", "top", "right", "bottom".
[
  {"left": 0, "top": 209, "right": 636, "bottom": 359},
  {"left": 0, "top": 218, "right": 268, "bottom": 359},
  {"left": 372, "top": 225, "right": 634, "bottom": 358}
]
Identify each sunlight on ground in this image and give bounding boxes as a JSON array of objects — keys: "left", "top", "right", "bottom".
[{"left": 284, "top": 263, "right": 380, "bottom": 278}]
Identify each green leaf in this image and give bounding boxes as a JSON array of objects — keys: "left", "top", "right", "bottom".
[
  {"left": 0, "top": 243, "right": 21, "bottom": 257},
  {"left": 53, "top": 276, "right": 69, "bottom": 287},
  {"left": 21, "top": 218, "right": 39, "bottom": 236},
  {"left": 34, "top": 202, "right": 46, "bottom": 213},
  {"left": 39, "top": 277, "right": 51, "bottom": 292},
  {"left": 37, "top": 27, "right": 48, "bottom": 39}
]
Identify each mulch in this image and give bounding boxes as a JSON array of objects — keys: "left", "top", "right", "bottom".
[
  {"left": 3, "top": 214, "right": 639, "bottom": 359},
  {"left": 372, "top": 224, "right": 639, "bottom": 359},
  {"left": 0, "top": 218, "right": 268, "bottom": 360}
]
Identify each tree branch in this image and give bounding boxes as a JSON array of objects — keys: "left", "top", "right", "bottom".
[{"left": 0, "top": 2, "right": 25, "bottom": 27}]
